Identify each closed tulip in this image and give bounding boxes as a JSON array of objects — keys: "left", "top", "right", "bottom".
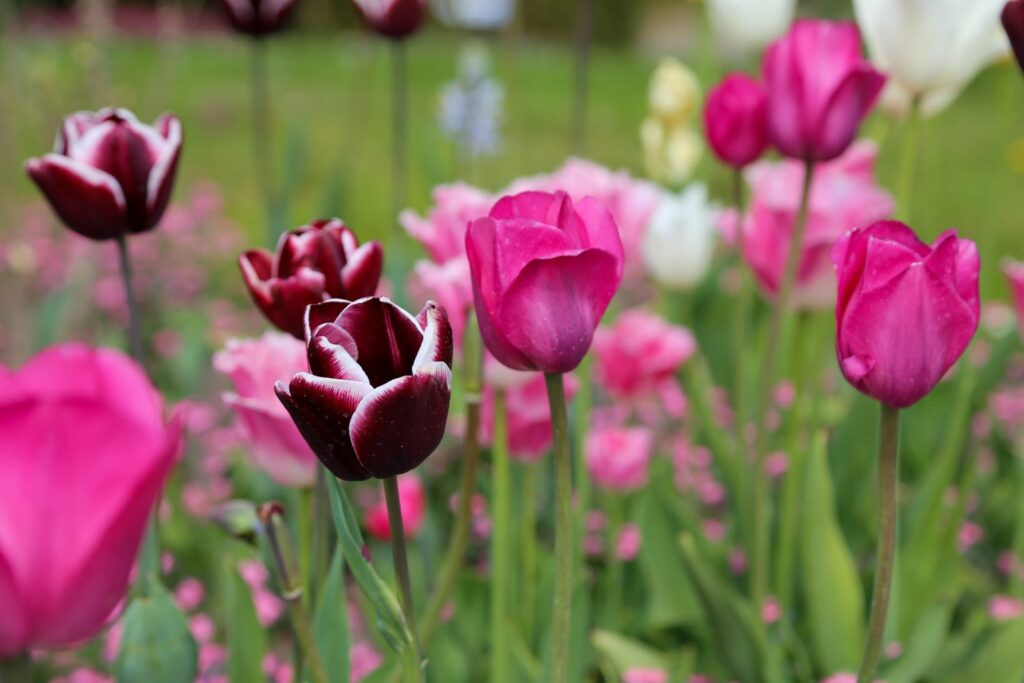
[
  {"left": 25, "top": 108, "right": 182, "bottom": 241},
  {"left": 0, "top": 344, "right": 181, "bottom": 658},
  {"left": 217, "top": 0, "right": 301, "bottom": 36},
  {"left": 833, "top": 221, "right": 980, "bottom": 408},
  {"left": 275, "top": 297, "right": 453, "bottom": 481},
  {"left": 763, "top": 20, "right": 886, "bottom": 163},
  {"left": 352, "top": 0, "right": 427, "bottom": 39},
  {"left": 706, "top": 0, "right": 795, "bottom": 55},
  {"left": 704, "top": 73, "right": 769, "bottom": 169},
  {"left": 465, "top": 190, "right": 624, "bottom": 374},
  {"left": 642, "top": 184, "right": 720, "bottom": 291},
  {"left": 239, "top": 218, "right": 383, "bottom": 339},
  {"left": 1003, "top": 0, "right": 1024, "bottom": 76}
]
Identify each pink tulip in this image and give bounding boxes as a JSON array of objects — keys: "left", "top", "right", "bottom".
[
  {"left": 763, "top": 19, "right": 885, "bottom": 163},
  {"left": 213, "top": 332, "right": 318, "bottom": 487},
  {"left": 585, "top": 426, "right": 654, "bottom": 492},
  {"left": 735, "top": 141, "right": 894, "bottom": 309},
  {"left": 401, "top": 183, "right": 494, "bottom": 264},
  {"left": 0, "top": 343, "right": 181, "bottom": 657},
  {"left": 704, "top": 73, "right": 769, "bottom": 168},
  {"left": 479, "top": 371, "right": 579, "bottom": 461},
  {"left": 833, "top": 221, "right": 980, "bottom": 408},
  {"left": 364, "top": 475, "right": 426, "bottom": 540},
  {"left": 351, "top": 0, "right": 426, "bottom": 39},
  {"left": 466, "top": 190, "right": 624, "bottom": 374},
  {"left": 1004, "top": 260, "right": 1024, "bottom": 335},
  {"left": 407, "top": 258, "right": 474, "bottom": 350}
]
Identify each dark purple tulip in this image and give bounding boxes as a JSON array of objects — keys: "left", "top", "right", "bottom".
[
  {"left": 1003, "top": 0, "right": 1024, "bottom": 75},
  {"left": 218, "top": 0, "right": 301, "bottom": 37},
  {"left": 352, "top": 0, "right": 426, "bottom": 39},
  {"left": 704, "top": 73, "right": 769, "bottom": 169},
  {"left": 239, "top": 219, "right": 383, "bottom": 339},
  {"left": 25, "top": 108, "right": 182, "bottom": 241},
  {"left": 275, "top": 297, "right": 453, "bottom": 481}
]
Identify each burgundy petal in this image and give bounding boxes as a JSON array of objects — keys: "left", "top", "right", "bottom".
[
  {"left": 337, "top": 298, "right": 424, "bottom": 386},
  {"left": 142, "top": 114, "right": 182, "bottom": 231},
  {"left": 413, "top": 302, "right": 454, "bottom": 371},
  {"left": 268, "top": 270, "right": 328, "bottom": 339},
  {"left": 342, "top": 241, "right": 384, "bottom": 299},
  {"left": 305, "top": 299, "right": 351, "bottom": 342},
  {"left": 307, "top": 336, "right": 370, "bottom": 384},
  {"left": 25, "top": 155, "right": 128, "bottom": 241}
]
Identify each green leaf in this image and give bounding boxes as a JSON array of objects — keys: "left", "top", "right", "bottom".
[
  {"left": 314, "top": 548, "right": 351, "bottom": 683},
  {"left": 591, "top": 630, "right": 669, "bottom": 675},
  {"left": 801, "top": 431, "right": 864, "bottom": 673},
  {"left": 327, "top": 477, "right": 412, "bottom": 653},
  {"left": 115, "top": 577, "right": 197, "bottom": 683},
  {"left": 880, "top": 605, "right": 951, "bottom": 683},
  {"left": 636, "top": 487, "right": 699, "bottom": 628},
  {"left": 935, "top": 619, "right": 1024, "bottom": 683},
  {"left": 224, "top": 560, "right": 268, "bottom": 683}
]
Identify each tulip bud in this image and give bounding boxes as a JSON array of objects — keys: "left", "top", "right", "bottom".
[
  {"left": 352, "top": 0, "right": 427, "bottom": 39},
  {"left": 275, "top": 297, "right": 453, "bottom": 480},
  {"left": 217, "top": 0, "right": 301, "bottom": 36},
  {"left": 465, "top": 190, "right": 624, "bottom": 374},
  {"left": 833, "top": 221, "right": 980, "bottom": 408},
  {"left": 642, "top": 184, "right": 719, "bottom": 291},
  {"left": 1004, "top": 0, "right": 1024, "bottom": 76},
  {"left": 704, "top": 73, "right": 769, "bottom": 169},
  {"left": 25, "top": 108, "right": 182, "bottom": 241},
  {"left": 239, "top": 218, "right": 383, "bottom": 339}
]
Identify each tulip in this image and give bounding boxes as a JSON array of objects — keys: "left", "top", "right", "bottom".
[
  {"left": 465, "top": 190, "right": 624, "bottom": 374},
  {"left": 833, "top": 220, "right": 980, "bottom": 409},
  {"left": 217, "top": 0, "right": 300, "bottom": 36},
  {"left": 364, "top": 475, "right": 426, "bottom": 540},
  {"left": 275, "top": 296, "right": 453, "bottom": 481},
  {"left": 647, "top": 58, "right": 702, "bottom": 127},
  {"left": 642, "top": 184, "right": 720, "bottom": 292},
  {"left": 585, "top": 426, "right": 654, "bottom": 492},
  {"left": 352, "top": 0, "right": 427, "bottom": 39},
  {"left": 1005, "top": 0, "right": 1024, "bottom": 75},
  {"left": 400, "top": 182, "right": 494, "bottom": 264},
  {"left": 213, "top": 333, "right": 317, "bottom": 487},
  {"left": 1004, "top": 259, "right": 1024, "bottom": 335},
  {"left": 239, "top": 218, "right": 383, "bottom": 339},
  {"left": 706, "top": 0, "right": 796, "bottom": 55},
  {"left": 25, "top": 108, "right": 182, "bottom": 242},
  {"left": 0, "top": 343, "right": 180, "bottom": 658},
  {"left": 640, "top": 59, "right": 704, "bottom": 186},
  {"left": 763, "top": 20, "right": 886, "bottom": 163},
  {"left": 856, "top": 0, "right": 1009, "bottom": 117},
  {"left": 704, "top": 73, "right": 769, "bottom": 169}
]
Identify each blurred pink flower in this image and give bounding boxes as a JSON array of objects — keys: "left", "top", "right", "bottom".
[
  {"left": 401, "top": 182, "right": 493, "bottom": 264},
  {"left": 615, "top": 524, "right": 643, "bottom": 561},
  {"left": 957, "top": 521, "right": 984, "bottom": 552},
  {"left": 351, "top": 641, "right": 384, "bottom": 682},
  {"left": 623, "top": 669, "right": 668, "bottom": 683},
  {"left": 762, "top": 596, "right": 782, "bottom": 624},
  {"left": 175, "top": 577, "right": 206, "bottom": 612},
  {"left": 364, "top": 475, "right": 427, "bottom": 541},
  {"left": 408, "top": 258, "right": 474, "bottom": 350},
  {"left": 480, "top": 372, "right": 579, "bottom": 461},
  {"left": 585, "top": 426, "right": 654, "bottom": 492},
  {"left": 189, "top": 614, "right": 216, "bottom": 643},
  {"left": 990, "top": 595, "right": 1024, "bottom": 621},
  {"left": 238, "top": 559, "right": 283, "bottom": 626}
]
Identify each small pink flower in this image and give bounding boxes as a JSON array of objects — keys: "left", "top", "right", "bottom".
[
  {"left": 351, "top": 641, "right": 384, "bottom": 682},
  {"left": 703, "top": 518, "right": 726, "bottom": 542},
  {"left": 989, "top": 595, "right": 1024, "bottom": 621},
  {"left": 480, "top": 371, "right": 579, "bottom": 461},
  {"left": 364, "top": 475, "right": 427, "bottom": 541},
  {"left": 729, "top": 548, "right": 748, "bottom": 575},
  {"left": 175, "top": 577, "right": 206, "bottom": 612},
  {"left": 585, "top": 426, "right": 654, "bottom": 492},
  {"left": 615, "top": 524, "right": 642, "bottom": 561},
  {"left": 765, "top": 452, "right": 789, "bottom": 479},
  {"left": 885, "top": 642, "right": 903, "bottom": 659},
  {"left": 623, "top": 668, "right": 668, "bottom": 683},
  {"left": 189, "top": 614, "right": 216, "bottom": 644},
  {"left": 761, "top": 596, "right": 782, "bottom": 624},
  {"left": 957, "top": 521, "right": 984, "bottom": 553}
]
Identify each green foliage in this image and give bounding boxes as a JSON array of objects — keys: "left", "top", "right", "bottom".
[
  {"left": 115, "top": 578, "right": 198, "bottom": 683},
  {"left": 223, "top": 561, "right": 268, "bottom": 683}
]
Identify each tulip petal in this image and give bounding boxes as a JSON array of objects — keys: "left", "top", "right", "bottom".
[
  {"left": 305, "top": 299, "right": 351, "bottom": 342},
  {"left": 413, "top": 302, "right": 454, "bottom": 372},
  {"left": 574, "top": 197, "right": 625, "bottom": 279},
  {"left": 308, "top": 335, "right": 371, "bottom": 384},
  {"left": 268, "top": 269, "right": 328, "bottom": 339},
  {"left": 338, "top": 298, "right": 424, "bottom": 387},
  {"left": 25, "top": 155, "right": 128, "bottom": 241},
  {"left": 349, "top": 363, "right": 453, "bottom": 478},
  {"left": 223, "top": 395, "right": 316, "bottom": 488},
  {"left": 342, "top": 241, "right": 384, "bottom": 299},
  {"left": 143, "top": 113, "right": 183, "bottom": 229},
  {"left": 815, "top": 66, "right": 886, "bottom": 162},
  {"left": 0, "top": 551, "right": 28, "bottom": 658}
]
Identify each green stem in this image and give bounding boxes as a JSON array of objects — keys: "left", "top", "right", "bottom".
[
  {"left": 603, "top": 494, "right": 624, "bottom": 627},
  {"left": 285, "top": 595, "right": 330, "bottom": 683},
  {"left": 1013, "top": 459, "right": 1024, "bottom": 599},
  {"left": 0, "top": 653, "right": 32, "bottom": 683},
  {"left": 570, "top": 0, "right": 594, "bottom": 154},
  {"left": 544, "top": 372, "right": 574, "bottom": 683},
  {"left": 750, "top": 159, "right": 814, "bottom": 613},
  {"left": 731, "top": 167, "right": 753, "bottom": 431},
  {"left": 490, "top": 390, "right": 511, "bottom": 683},
  {"left": 115, "top": 234, "right": 143, "bottom": 362},
  {"left": 857, "top": 404, "right": 901, "bottom": 683},
  {"left": 391, "top": 40, "right": 407, "bottom": 233},
  {"left": 383, "top": 477, "right": 422, "bottom": 680},
  {"left": 249, "top": 38, "right": 274, "bottom": 245},
  {"left": 520, "top": 461, "right": 539, "bottom": 639},
  {"left": 897, "top": 99, "right": 920, "bottom": 224},
  {"left": 296, "top": 487, "right": 312, "bottom": 602},
  {"left": 309, "top": 465, "right": 331, "bottom": 608}
]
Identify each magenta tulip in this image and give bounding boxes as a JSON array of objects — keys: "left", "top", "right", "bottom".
[
  {"left": 833, "top": 221, "right": 980, "bottom": 408},
  {"left": 239, "top": 218, "right": 383, "bottom": 339},
  {"left": 25, "top": 108, "right": 182, "bottom": 241},
  {"left": 0, "top": 343, "right": 181, "bottom": 657},
  {"left": 217, "top": 0, "right": 301, "bottom": 36},
  {"left": 465, "top": 190, "right": 624, "bottom": 374},
  {"left": 1003, "top": 0, "right": 1024, "bottom": 75},
  {"left": 351, "top": 0, "right": 426, "bottom": 39},
  {"left": 704, "top": 73, "right": 769, "bottom": 169},
  {"left": 275, "top": 297, "right": 453, "bottom": 480},
  {"left": 763, "top": 20, "right": 886, "bottom": 163},
  {"left": 1004, "top": 260, "right": 1024, "bottom": 334}
]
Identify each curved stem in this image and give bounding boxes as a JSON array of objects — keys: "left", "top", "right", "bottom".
[
  {"left": 544, "top": 372, "right": 573, "bottom": 683},
  {"left": 115, "top": 235, "right": 143, "bottom": 362},
  {"left": 490, "top": 390, "right": 511, "bottom": 683},
  {"left": 383, "top": 476, "right": 422, "bottom": 680},
  {"left": 857, "top": 405, "right": 901, "bottom": 683}
]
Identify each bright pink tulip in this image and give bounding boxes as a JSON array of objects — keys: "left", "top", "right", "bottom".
[
  {"left": 217, "top": 0, "right": 300, "bottom": 36},
  {"left": 833, "top": 221, "right": 980, "bottom": 408},
  {"left": 25, "top": 108, "right": 182, "bottom": 241},
  {"left": 1004, "top": 0, "right": 1024, "bottom": 76},
  {"left": 1004, "top": 260, "right": 1024, "bottom": 335},
  {"left": 213, "top": 333, "right": 317, "bottom": 487},
  {"left": 239, "top": 218, "right": 383, "bottom": 339},
  {"left": 364, "top": 475, "right": 426, "bottom": 540},
  {"left": 585, "top": 426, "right": 654, "bottom": 492},
  {"left": 401, "top": 183, "right": 494, "bottom": 264},
  {"left": 735, "top": 141, "right": 894, "bottom": 309},
  {"left": 0, "top": 343, "right": 181, "bottom": 657},
  {"left": 479, "top": 370, "right": 579, "bottom": 461},
  {"left": 704, "top": 73, "right": 769, "bottom": 168},
  {"left": 466, "top": 190, "right": 624, "bottom": 374},
  {"left": 276, "top": 297, "right": 453, "bottom": 480},
  {"left": 762, "top": 19, "right": 885, "bottom": 163},
  {"left": 351, "top": 0, "right": 426, "bottom": 39}
]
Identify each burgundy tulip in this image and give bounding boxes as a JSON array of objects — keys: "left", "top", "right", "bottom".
[
  {"left": 466, "top": 190, "right": 624, "bottom": 375},
  {"left": 704, "top": 73, "right": 769, "bottom": 169},
  {"left": 833, "top": 221, "right": 980, "bottom": 408},
  {"left": 275, "top": 297, "right": 453, "bottom": 481},
  {"left": 763, "top": 20, "right": 886, "bottom": 163},
  {"left": 218, "top": 0, "right": 301, "bottom": 36},
  {"left": 1003, "top": 0, "right": 1024, "bottom": 75},
  {"left": 352, "top": 0, "right": 426, "bottom": 39},
  {"left": 25, "top": 108, "right": 182, "bottom": 241},
  {"left": 239, "top": 218, "right": 383, "bottom": 339}
]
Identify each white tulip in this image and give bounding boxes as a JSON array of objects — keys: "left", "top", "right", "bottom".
[
  {"left": 854, "top": 0, "right": 1009, "bottom": 117},
  {"left": 706, "top": 0, "right": 796, "bottom": 55},
  {"left": 642, "top": 184, "right": 719, "bottom": 291}
]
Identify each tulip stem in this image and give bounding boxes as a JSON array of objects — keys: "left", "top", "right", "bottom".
[
  {"left": 115, "top": 234, "right": 143, "bottom": 362},
  {"left": 750, "top": 159, "right": 814, "bottom": 617},
  {"left": 490, "top": 389, "right": 512, "bottom": 683},
  {"left": 521, "top": 461, "right": 539, "bottom": 639},
  {"left": 544, "top": 372, "right": 574, "bottom": 683},
  {"left": 857, "top": 404, "right": 901, "bottom": 683},
  {"left": 897, "top": 98, "right": 920, "bottom": 224},
  {"left": 249, "top": 38, "right": 275, "bottom": 244},
  {"left": 571, "top": 0, "right": 594, "bottom": 154},
  {"left": 390, "top": 40, "right": 408, "bottom": 235},
  {"left": 383, "top": 476, "right": 422, "bottom": 679},
  {"left": 731, "top": 167, "right": 753, "bottom": 429},
  {"left": 0, "top": 653, "right": 31, "bottom": 683}
]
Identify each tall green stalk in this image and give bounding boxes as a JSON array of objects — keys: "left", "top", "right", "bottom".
[
  {"left": 520, "top": 461, "right": 539, "bottom": 638},
  {"left": 544, "top": 372, "right": 574, "bottom": 683},
  {"left": 731, "top": 167, "right": 753, "bottom": 430},
  {"left": 490, "top": 390, "right": 511, "bottom": 683},
  {"left": 897, "top": 100, "right": 920, "bottom": 224},
  {"left": 249, "top": 38, "right": 274, "bottom": 244},
  {"left": 115, "top": 234, "right": 143, "bottom": 362},
  {"left": 383, "top": 477, "right": 422, "bottom": 682}
]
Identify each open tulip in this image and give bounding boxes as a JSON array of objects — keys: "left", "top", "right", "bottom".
[
  {"left": 706, "top": 0, "right": 796, "bottom": 55},
  {"left": 642, "top": 184, "right": 719, "bottom": 291},
  {"left": 763, "top": 20, "right": 886, "bottom": 163},
  {"left": 217, "top": 0, "right": 301, "bottom": 36},
  {"left": 704, "top": 73, "right": 769, "bottom": 169},
  {"left": 275, "top": 297, "right": 453, "bottom": 481},
  {"left": 833, "top": 220, "right": 980, "bottom": 408},
  {"left": 239, "top": 218, "right": 383, "bottom": 339},
  {"left": 465, "top": 190, "right": 624, "bottom": 374},
  {"left": 352, "top": 0, "right": 427, "bottom": 39},
  {"left": 1003, "top": 0, "right": 1024, "bottom": 76},
  {"left": 25, "top": 108, "right": 182, "bottom": 241},
  {"left": 0, "top": 343, "right": 180, "bottom": 658}
]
